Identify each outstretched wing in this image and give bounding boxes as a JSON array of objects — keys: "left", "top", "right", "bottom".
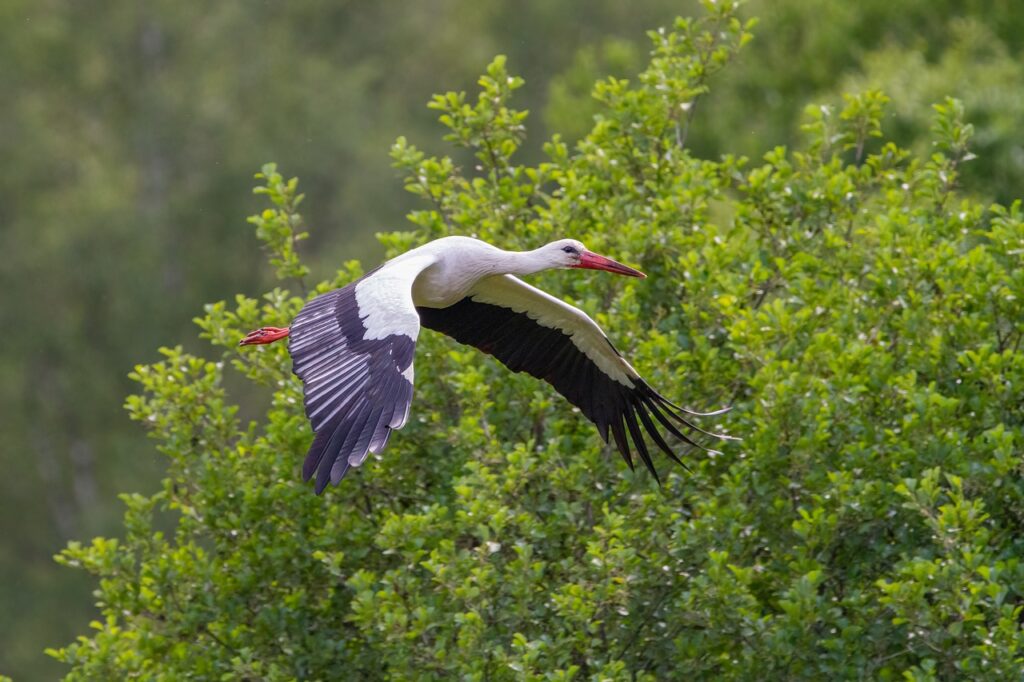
[
  {"left": 416, "top": 274, "right": 729, "bottom": 481},
  {"left": 289, "top": 255, "right": 434, "bottom": 492}
]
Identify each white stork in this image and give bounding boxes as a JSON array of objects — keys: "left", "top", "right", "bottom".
[{"left": 240, "top": 236, "right": 731, "bottom": 493}]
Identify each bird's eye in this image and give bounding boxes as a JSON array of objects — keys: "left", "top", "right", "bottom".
[{"left": 562, "top": 246, "right": 578, "bottom": 254}]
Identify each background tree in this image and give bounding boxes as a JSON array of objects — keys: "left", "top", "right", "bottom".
[
  {"left": 45, "top": 2, "right": 1024, "bottom": 679},
  {"left": 7, "top": 0, "right": 1024, "bottom": 678}
]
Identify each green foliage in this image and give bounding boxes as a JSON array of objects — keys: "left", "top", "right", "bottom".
[
  {"left": 13, "top": 3, "right": 1024, "bottom": 676},
  {"left": 801, "top": 90, "right": 891, "bottom": 163},
  {"left": 826, "top": 17, "right": 1024, "bottom": 204},
  {"left": 248, "top": 164, "right": 311, "bottom": 287},
  {"left": 51, "top": 3, "right": 1024, "bottom": 680}
]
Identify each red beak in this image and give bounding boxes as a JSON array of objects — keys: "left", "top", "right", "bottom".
[{"left": 574, "top": 250, "right": 646, "bottom": 278}]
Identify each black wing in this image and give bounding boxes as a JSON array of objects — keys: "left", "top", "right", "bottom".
[
  {"left": 289, "top": 274, "right": 418, "bottom": 493},
  {"left": 417, "top": 275, "right": 729, "bottom": 482}
]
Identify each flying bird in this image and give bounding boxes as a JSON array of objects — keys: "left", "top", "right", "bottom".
[{"left": 241, "top": 236, "right": 731, "bottom": 492}]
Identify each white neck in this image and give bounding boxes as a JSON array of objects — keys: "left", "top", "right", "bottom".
[
  {"left": 409, "top": 239, "right": 562, "bottom": 309},
  {"left": 489, "top": 247, "right": 554, "bottom": 277}
]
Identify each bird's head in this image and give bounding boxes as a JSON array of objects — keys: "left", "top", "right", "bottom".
[{"left": 546, "top": 239, "right": 646, "bottom": 278}]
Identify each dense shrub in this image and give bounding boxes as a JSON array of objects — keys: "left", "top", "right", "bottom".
[{"left": 50, "top": 3, "right": 1023, "bottom": 679}]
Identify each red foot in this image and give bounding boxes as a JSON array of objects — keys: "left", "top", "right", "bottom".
[{"left": 239, "top": 326, "right": 291, "bottom": 346}]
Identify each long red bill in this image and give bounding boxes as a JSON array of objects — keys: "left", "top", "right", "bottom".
[{"left": 574, "top": 250, "right": 646, "bottom": 278}]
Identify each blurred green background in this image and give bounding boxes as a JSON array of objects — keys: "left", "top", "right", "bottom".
[{"left": 4, "top": 0, "right": 1024, "bottom": 678}]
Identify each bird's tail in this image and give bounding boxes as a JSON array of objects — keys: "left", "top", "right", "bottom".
[{"left": 239, "top": 326, "right": 291, "bottom": 346}]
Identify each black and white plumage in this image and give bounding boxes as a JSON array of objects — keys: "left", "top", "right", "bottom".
[{"left": 241, "top": 236, "right": 732, "bottom": 492}]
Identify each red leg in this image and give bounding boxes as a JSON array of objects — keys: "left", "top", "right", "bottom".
[{"left": 239, "top": 326, "right": 291, "bottom": 346}]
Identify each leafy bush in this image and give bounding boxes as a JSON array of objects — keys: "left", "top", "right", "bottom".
[{"left": 50, "top": 3, "right": 1023, "bottom": 679}]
